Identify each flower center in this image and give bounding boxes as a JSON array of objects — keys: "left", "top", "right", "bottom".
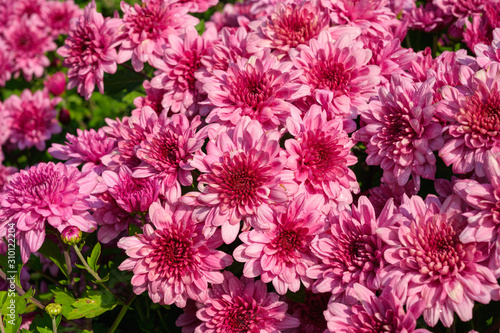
[
  {"left": 309, "top": 61, "right": 350, "bottom": 93},
  {"left": 459, "top": 91, "right": 500, "bottom": 138},
  {"left": 350, "top": 304, "right": 396, "bottom": 333},
  {"left": 149, "top": 229, "right": 195, "bottom": 276},
  {"left": 149, "top": 131, "right": 181, "bottom": 172},
  {"left": 234, "top": 72, "right": 273, "bottom": 113},
  {"left": 222, "top": 296, "right": 258, "bottom": 332}
]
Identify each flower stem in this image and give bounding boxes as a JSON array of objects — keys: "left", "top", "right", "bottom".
[
  {"left": 0, "top": 269, "right": 45, "bottom": 310},
  {"left": 106, "top": 294, "right": 136, "bottom": 333},
  {"left": 0, "top": 313, "right": 6, "bottom": 333},
  {"left": 52, "top": 316, "right": 58, "bottom": 333}
]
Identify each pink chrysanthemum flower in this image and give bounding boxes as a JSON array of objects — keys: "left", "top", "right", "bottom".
[
  {"left": 325, "top": 282, "right": 431, "bottom": 333},
  {"left": 233, "top": 194, "right": 325, "bottom": 295},
  {"left": 307, "top": 196, "right": 388, "bottom": 305},
  {"left": 41, "top": 0, "right": 82, "bottom": 37},
  {"left": 475, "top": 28, "right": 500, "bottom": 68},
  {"left": 355, "top": 75, "right": 443, "bottom": 187},
  {"left": 168, "top": 0, "right": 218, "bottom": 13},
  {"left": 151, "top": 26, "right": 216, "bottom": 116},
  {"left": 117, "top": 0, "right": 198, "bottom": 72},
  {"left": 284, "top": 290, "right": 330, "bottom": 333},
  {"left": 246, "top": 1, "right": 330, "bottom": 56},
  {"left": 290, "top": 32, "right": 380, "bottom": 118},
  {"left": 433, "top": 0, "right": 492, "bottom": 25},
  {"left": 0, "top": 162, "right": 98, "bottom": 263},
  {"left": 0, "top": 101, "right": 9, "bottom": 149},
  {"left": 132, "top": 80, "right": 168, "bottom": 116},
  {"left": 134, "top": 113, "right": 208, "bottom": 203},
  {"left": 57, "top": 0, "right": 121, "bottom": 100},
  {"left": 48, "top": 128, "right": 116, "bottom": 175},
  {"left": 0, "top": 165, "right": 17, "bottom": 192},
  {"left": 11, "top": 0, "right": 44, "bottom": 18},
  {"left": 3, "top": 15, "right": 55, "bottom": 81},
  {"left": 408, "top": 2, "right": 453, "bottom": 33},
  {"left": 437, "top": 62, "right": 500, "bottom": 177},
  {"left": 4, "top": 89, "right": 62, "bottom": 151},
  {"left": 186, "top": 117, "right": 296, "bottom": 244},
  {"left": 176, "top": 300, "right": 203, "bottom": 333},
  {"left": 377, "top": 195, "right": 500, "bottom": 327},
  {"left": 0, "top": 41, "right": 14, "bottom": 87},
  {"left": 44, "top": 72, "right": 66, "bottom": 96},
  {"left": 195, "top": 271, "right": 300, "bottom": 332},
  {"left": 209, "top": 1, "right": 261, "bottom": 31},
  {"left": 454, "top": 151, "right": 500, "bottom": 276},
  {"left": 118, "top": 201, "right": 233, "bottom": 307},
  {"left": 368, "top": 179, "right": 418, "bottom": 215},
  {"left": 285, "top": 106, "right": 358, "bottom": 203},
  {"left": 203, "top": 52, "right": 310, "bottom": 130}
]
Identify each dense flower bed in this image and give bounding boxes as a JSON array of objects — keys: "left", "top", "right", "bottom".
[{"left": 1, "top": 0, "right": 500, "bottom": 332}]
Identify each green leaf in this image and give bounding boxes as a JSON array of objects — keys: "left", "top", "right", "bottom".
[
  {"left": 3, "top": 316, "right": 22, "bottom": 333},
  {"left": 36, "top": 327, "right": 53, "bottom": 333},
  {"left": 37, "top": 240, "right": 68, "bottom": 279},
  {"left": 65, "top": 290, "right": 116, "bottom": 320},
  {"left": 52, "top": 288, "right": 76, "bottom": 319},
  {"left": 87, "top": 243, "right": 101, "bottom": 273},
  {"left": 285, "top": 284, "right": 306, "bottom": 304},
  {"left": 102, "top": 67, "right": 145, "bottom": 96}
]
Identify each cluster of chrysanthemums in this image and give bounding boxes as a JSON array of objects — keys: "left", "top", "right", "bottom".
[{"left": 2, "top": 0, "right": 500, "bottom": 331}]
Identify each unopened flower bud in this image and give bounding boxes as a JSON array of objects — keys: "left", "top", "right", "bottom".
[
  {"left": 44, "top": 72, "right": 66, "bottom": 96},
  {"left": 45, "top": 303, "right": 62, "bottom": 317},
  {"left": 61, "top": 226, "right": 82, "bottom": 246},
  {"left": 58, "top": 108, "right": 71, "bottom": 125}
]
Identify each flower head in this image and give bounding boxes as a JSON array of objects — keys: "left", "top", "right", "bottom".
[
  {"left": 41, "top": 0, "right": 82, "bottom": 37},
  {"left": 57, "top": 0, "right": 121, "bottom": 100},
  {"left": 44, "top": 72, "right": 66, "bottom": 96},
  {"left": 0, "top": 162, "right": 98, "bottom": 263},
  {"left": 118, "top": 202, "right": 233, "bottom": 307},
  {"left": 4, "top": 89, "right": 62, "bottom": 151},
  {"left": 194, "top": 271, "right": 299, "bottom": 332},
  {"left": 61, "top": 226, "right": 82, "bottom": 246}
]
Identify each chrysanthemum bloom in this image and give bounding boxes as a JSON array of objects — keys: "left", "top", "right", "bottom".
[
  {"left": 0, "top": 164, "right": 17, "bottom": 192},
  {"left": 186, "top": 117, "right": 295, "bottom": 244},
  {"left": 44, "top": 72, "right": 66, "bottom": 96},
  {"left": 454, "top": 151, "right": 500, "bottom": 276},
  {"left": 57, "top": 0, "right": 122, "bottom": 100},
  {"left": 408, "top": 2, "right": 453, "bottom": 33},
  {"left": 285, "top": 106, "right": 358, "bottom": 203},
  {"left": 151, "top": 26, "right": 216, "bottom": 116},
  {"left": 0, "top": 41, "right": 14, "bottom": 87},
  {"left": 0, "top": 162, "right": 99, "bottom": 263},
  {"left": 4, "top": 89, "right": 62, "bottom": 151},
  {"left": 176, "top": 300, "right": 203, "bottom": 333},
  {"left": 48, "top": 128, "right": 116, "bottom": 175},
  {"left": 203, "top": 52, "right": 310, "bottom": 130},
  {"left": 233, "top": 194, "right": 325, "bottom": 295},
  {"left": 3, "top": 15, "right": 55, "bottom": 81},
  {"left": 377, "top": 195, "right": 500, "bottom": 327},
  {"left": 102, "top": 166, "right": 160, "bottom": 217},
  {"left": 11, "top": 0, "right": 44, "bottom": 18},
  {"left": 437, "top": 62, "right": 500, "bottom": 177},
  {"left": 131, "top": 80, "right": 168, "bottom": 117},
  {"left": 246, "top": 0, "right": 330, "bottom": 56},
  {"left": 368, "top": 179, "right": 418, "bottom": 215},
  {"left": 307, "top": 196, "right": 388, "bottom": 305},
  {"left": 134, "top": 113, "right": 208, "bottom": 203},
  {"left": 0, "top": 101, "right": 10, "bottom": 149},
  {"left": 117, "top": 0, "right": 198, "bottom": 72},
  {"left": 355, "top": 75, "right": 443, "bottom": 187},
  {"left": 433, "top": 0, "right": 491, "bottom": 26},
  {"left": 195, "top": 271, "right": 299, "bottom": 332},
  {"left": 209, "top": 1, "right": 261, "bottom": 31},
  {"left": 463, "top": 13, "right": 495, "bottom": 52},
  {"left": 284, "top": 290, "right": 330, "bottom": 333},
  {"left": 167, "top": 0, "right": 218, "bottom": 13},
  {"left": 475, "top": 28, "right": 500, "bottom": 68},
  {"left": 118, "top": 201, "right": 233, "bottom": 307},
  {"left": 325, "top": 282, "right": 431, "bottom": 333},
  {"left": 40, "top": 0, "right": 82, "bottom": 37},
  {"left": 289, "top": 32, "right": 380, "bottom": 118}
]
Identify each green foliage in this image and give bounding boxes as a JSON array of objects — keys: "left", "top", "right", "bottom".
[{"left": 53, "top": 288, "right": 116, "bottom": 320}]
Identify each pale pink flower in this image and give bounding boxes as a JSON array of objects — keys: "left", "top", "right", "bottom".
[
  {"left": 41, "top": 0, "right": 82, "bottom": 37},
  {"left": 133, "top": 113, "right": 208, "bottom": 203},
  {"left": 355, "top": 75, "right": 443, "bottom": 187},
  {"left": 167, "top": 0, "right": 218, "bottom": 13},
  {"left": 285, "top": 106, "right": 359, "bottom": 203},
  {"left": 325, "top": 282, "right": 431, "bottom": 333},
  {"left": 437, "top": 62, "right": 500, "bottom": 177},
  {"left": 195, "top": 271, "right": 300, "bottom": 332},
  {"left": 0, "top": 162, "right": 98, "bottom": 263},
  {"left": 454, "top": 151, "right": 500, "bottom": 276},
  {"left": 307, "top": 197, "right": 388, "bottom": 305},
  {"left": 4, "top": 89, "right": 62, "bottom": 151},
  {"left": 203, "top": 51, "right": 310, "bottom": 130},
  {"left": 48, "top": 128, "right": 116, "bottom": 174},
  {"left": 118, "top": 201, "right": 233, "bottom": 307},
  {"left": 284, "top": 290, "right": 330, "bottom": 333},
  {"left": 117, "top": 0, "right": 198, "bottom": 72},
  {"left": 463, "top": 13, "right": 494, "bottom": 52},
  {"left": 289, "top": 32, "right": 380, "bottom": 118},
  {"left": 57, "top": 0, "right": 121, "bottom": 100},
  {"left": 377, "top": 195, "right": 500, "bottom": 327},
  {"left": 246, "top": 1, "right": 330, "bottom": 56},
  {"left": 475, "top": 28, "right": 500, "bottom": 68},
  {"left": 233, "top": 194, "right": 326, "bottom": 295},
  {"left": 185, "top": 117, "right": 295, "bottom": 244},
  {"left": 3, "top": 15, "right": 55, "bottom": 81},
  {"left": 151, "top": 26, "right": 216, "bottom": 116}
]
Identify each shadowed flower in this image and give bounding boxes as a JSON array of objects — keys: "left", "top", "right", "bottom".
[
  {"left": 284, "top": 290, "right": 330, "bottom": 333},
  {"left": 0, "top": 162, "right": 98, "bottom": 263},
  {"left": 48, "top": 128, "right": 116, "bottom": 175},
  {"left": 57, "top": 0, "right": 121, "bottom": 100},
  {"left": 117, "top": 0, "right": 198, "bottom": 72},
  {"left": 437, "top": 62, "right": 500, "bottom": 177},
  {"left": 0, "top": 40, "right": 14, "bottom": 87},
  {"left": 118, "top": 202, "right": 233, "bottom": 307},
  {"left": 4, "top": 89, "right": 61, "bottom": 151},
  {"left": 233, "top": 194, "right": 325, "bottom": 295},
  {"left": 377, "top": 195, "right": 500, "bottom": 327},
  {"left": 41, "top": 0, "right": 82, "bottom": 37},
  {"left": 355, "top": 75, "right": 443, "bottom": 187},
  {"left": 132, "top": 80, "right": 168, "bottom": 116},
  {"left": 195, "top": 271, "right": 300, "bottom": 332}
]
